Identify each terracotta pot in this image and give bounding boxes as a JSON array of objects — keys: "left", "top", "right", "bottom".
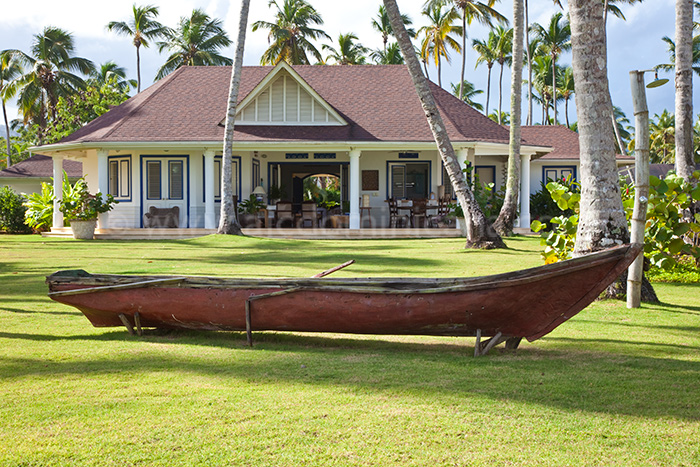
[{"left": 70, "top": 219, "right": 97, "bottom": 240}]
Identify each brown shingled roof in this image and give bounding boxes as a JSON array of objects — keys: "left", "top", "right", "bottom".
[
  {"left": 58, "top": 65, "right": 511, "bottom": 145},
  {"left": 0, "top": 154, "right": 82, "bottom": 178},
  {"left": 520, "top": 125, "right": 632, "bottom": 160}
]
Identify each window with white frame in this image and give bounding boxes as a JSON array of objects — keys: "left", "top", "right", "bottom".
[{"left": 108, "top": 156, "right": 131, "bottom": 200}]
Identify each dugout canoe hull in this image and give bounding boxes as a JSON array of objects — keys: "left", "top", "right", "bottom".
[{"left": 46, "top": 244, "right": 641, "bottom": 343}]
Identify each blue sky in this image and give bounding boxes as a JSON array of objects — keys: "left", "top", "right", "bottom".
[{"left": 0, "top": 0, "right": 690, "bottom": 129}]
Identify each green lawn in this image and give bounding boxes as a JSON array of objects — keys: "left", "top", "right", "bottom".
[{"left": 1, "top": 234, "right": 698, "bottom": 466}]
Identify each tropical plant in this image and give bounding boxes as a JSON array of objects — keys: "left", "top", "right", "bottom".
[
  {"left": 58, "top": 178, "right": 117, "bottom": 221},
  {"left": 425, "top": 0, "right": 507, "bottom": 101},
  {"left": 156, "top": 9, "right": 232, "bottom": 80},
  {"left": 370, "top": 42, "right": 405, "bottom": 64},
  {"left": 383, "top": 0, "right": 504, "bottom": 249},
  {"left": 531, "top": 12, "right": 570, "bottom": 125},
  {"left": 23, "top": 181, "right": 55, "bottom": 231},
  {"left": 649, "top": 110, "right": 676, "bottom": 163},
  {"left": 323, "top": 33, "right": 368, "bottom": 65},
  {"left": 3, "top": 27, "right": 95, "bottom": 131},
  {"left": 371, "top": 5, "right": 415, "bottom": 53},
  {"left": 612, "top": 105, "right": 632, "bottom": 154},
  {"left": 492, "top": 25, "right": 513, "bottom": 124},
  {"left": 219, "top": 0, "right": 250, "bottom": 235},
  {"left": 472, "top": 34, "right": 497, "bottom": 115},
  {"left": 89, "top": 61, "right": 137, "bottom": 94},
  {"left": 487, "top": 110, "right": 509, "bottom": 124},
  {"left": 558, "top": 65, "right": 575, "bottom": 128},
  {"left": 603, "top": 0, "right": 646, "bottom": 23},
  {"left": 0, "top": 186, "right": 31, "bottom": 233},
  {"left": 530, "top": 179, "right": 581, "bottom": 263},
  {"left": 450, "top": 80, "right": 483, "bottom": 110},
  {"left": 252, "top": 0, "right": 330, "bottom": 65},
  {"left": 238, "top": 194, "right": 265, "bottom": 214},
  {"left": 418, "top": 3, "right": 463, "bottom": 87},
  {"left": 107, "top": 4, "right": 166, "bottom": 93},
  {"left": 657, "top": 35, "right": 700, "bottom": 77},
  {"left": 0, "top": 52, "right": 22, "bottom": 167}
]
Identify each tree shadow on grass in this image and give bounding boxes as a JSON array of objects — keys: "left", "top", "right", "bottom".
[{"left": 1, "top": 328, "right": 699, "bottom": 422}]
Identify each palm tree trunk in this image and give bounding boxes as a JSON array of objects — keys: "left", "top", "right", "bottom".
[
  {"left": 136, "top": 45, "right": 141, "bottom": 93},
  {"left": 383, "top": 0, "right": 505, "bottom": 249},
  {"left": 218, "top": 0, "right": 250, "bottom": 235},
  {"left": 494, "top": 0, "right": 524, "bottom": 236},
  {"left": 498, "top": 62, "right": 504, "bottom": 124},
  {"left": 565, "top": 98, "right": 570, "bottom": 128},
  {"left": 569, "top": 0, "right": 628, "bottom": 253},
  {"left": 2, "top": 101, "right": 11, "bottom": 167},
  {"left": 485, "top": 66, "right": 492, "bottom": 116},
  {"left": 459, "top": 13, "right": 467, "bottom": 100},
  {"left": 437, "top": 55, "right": 442, "bottom": 87},
  {"left": 675, "top": 0, "right": 694, "bottom": 182},
  {"left": 611, "top": 111, "right": 627, "bottom": 155},
  {"left": 551, "top": 54, "right": 557, "bottom": 124},
  {"left": 525, "top": 0, "right": 533, "bottom": 126}
]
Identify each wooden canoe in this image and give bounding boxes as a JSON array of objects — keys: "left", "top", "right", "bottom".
[{"left": 46, "top": 243, "right": 641, "bottom": 350}]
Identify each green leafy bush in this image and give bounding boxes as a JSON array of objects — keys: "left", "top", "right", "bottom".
[
  {"left": 0, "top": 186, "right": 31, "bottom": 233},
  {"left": 59, "top": 178, "right": 116, "bottom": 220},
  {"left": 530, "top": 180, "right": 581, "bottom": 263},
  {"left": 24, "top": 182, "right": 56, "bottom": 232},
  {"left": 530, "top": 178, "right": 578, "bottom": 230}
]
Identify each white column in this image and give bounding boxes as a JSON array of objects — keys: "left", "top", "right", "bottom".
[
  {"left": 519, "top": 154, "right": 531, "bottom": 229},
  {"left": 348, "top": 148, "right": 361, "bottom": 229},
  {"left": 52, "top": 155, "right": 64, "bottom": 229},
  {"left": 204, "top": 150, "right": 216, "bottom": 229},
  {"left": 97, "top": 149, "right": 109, "bottom": 229}
]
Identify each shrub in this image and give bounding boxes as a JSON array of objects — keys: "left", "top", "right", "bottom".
[
  {"left": 530, "top": 178, "right": 579, "bottom": 230},
  {"left": 0, "top": 186, "right": 32, "bottom": 233},
  {"left": 24, "top": 182, "right": 55, "bottom": 232}
]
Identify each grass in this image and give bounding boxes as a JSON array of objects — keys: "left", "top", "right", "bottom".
[{"left": 1, "top": 234, "right": 699, "bottom": 466}]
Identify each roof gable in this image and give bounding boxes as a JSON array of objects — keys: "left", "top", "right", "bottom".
[{"left": 234, "top": 62, "right": 346, "bottom": 126}]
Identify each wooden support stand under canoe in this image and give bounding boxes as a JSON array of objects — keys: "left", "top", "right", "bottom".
[{"left": 46, "top": 244, "right": 641, "bottom": 356}]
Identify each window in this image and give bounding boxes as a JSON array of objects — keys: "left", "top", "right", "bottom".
[
  {"left": 475, "top": 166, "right": 496, "bottom": 188},
  {"left": 146, "top": 161, "right": 161, "bottom": 200},
  {"left": 389, "top": 162, "right": 430, "bottom": 199},
  {"left": 108, "top": 156, "right": 131, "bottom": 200},
  {"left": 252, "top": 158, "right": 261, "bottom": 189},
  {"left": 543, "top": 166, "right": 577, "bottom": 183},
  {"left": 168, "top": 160, "right": 184, "bottom": 200}
]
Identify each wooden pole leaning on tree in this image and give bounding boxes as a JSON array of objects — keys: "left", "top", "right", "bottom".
[{"left": 627, "top": 71, "right": 651, "bottom": 308}]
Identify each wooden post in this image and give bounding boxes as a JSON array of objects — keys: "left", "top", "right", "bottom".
[
  {"left": 134, "top": 311, "right": 142, "bottom": 336},
  {"left": 118, "top": 313, "right": 135, "bottom": 335},
  {"left": 627, "top": 71, "right": 650, "bottom": 308},
  {"left": 474, "top": 329, "right": 482, "bottom": 357}
]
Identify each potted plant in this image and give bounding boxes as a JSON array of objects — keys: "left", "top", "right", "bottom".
[
  {"left": 267, "top": 184, "right": 287, "bottom": 205},
  {"left": 59, "top": 178, "right": 117, "bottom": 239},
  {"left": 237, "top": 194, "right": 265, "bottom": 228}
]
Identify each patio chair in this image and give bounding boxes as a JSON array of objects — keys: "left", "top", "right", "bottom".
[
  {"left": 411, "top": 199, "right": 428, "bottom": 228},
  {"left": 143, "top": 206, "right": 180, "bottom": 228},
  {"left": 275, "top": 201, "right": 294, "bottom": 228},
  {"left": 387, "top": 198, "right": 408, "bottom": 228},
  {"left": 429, "top": 195, "right": 452, "bottom": 227},
  {"left": 298, "top": 201, "right": 318, "bottom": 228}
]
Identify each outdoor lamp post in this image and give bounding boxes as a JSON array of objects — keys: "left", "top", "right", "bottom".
[{"left": 627, "top": 69, "right": 668, "bottom": 309}]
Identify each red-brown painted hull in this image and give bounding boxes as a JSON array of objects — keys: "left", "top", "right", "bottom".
[{"left": 46, "top": 244, "right": 641, "bottom": 342}]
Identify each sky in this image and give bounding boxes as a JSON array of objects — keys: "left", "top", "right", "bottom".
[{"left": 0, "top": 0, "right": 692, "bottom": 130}]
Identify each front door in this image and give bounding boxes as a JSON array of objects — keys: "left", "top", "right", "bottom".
[{"left": 142, "top": 156, "right": 188, "bottom": 227}]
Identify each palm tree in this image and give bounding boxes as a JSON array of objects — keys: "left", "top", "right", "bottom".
[
  {"left": 493, "top": 0, "right": 523, "bottom": 237},
  {"left": 371, "top": 5, "right": 415, "bottom": 53},
  {"left": 658, "top": 35, "right": 700, "bottom": 76},
  {"left": 472, "top": 34, "right": 497, "bottom": 115},
  {"left": 450, "top": 80, "right": 484, "bottom": 110},
  {"left": 531, "top": 54, "right": 554, "bottom": 124},
  {"left": 487, "top": 110, "right": 509, "bottom": 124},
  {"left": 3, "top": 27, "right": 95, "bottom": 129},
  {"left": 648, "top": 110, "right": 676, "bottom": 163},
  {"left": 603, "top": 0, "right": 645, "bottom": 24},
  {"left": 156, "top": 9, "right": 232, "bottom": 80},
  {"left": 219, "top": 0, "right": 251, "bottom": 236},
  {"left": 425, "top": 0, "right": 507, "bottom": 101},
  {"left": 383, "top": 0, "right": 505, "bottom": 249},
  {"left": 323, "top": 33, "right": 369, "bottom": 65},
  {"left": 107, "top": 4, "right": 165, "bottom": 93},
  {"left": 370, "top": 42, "right": 405, "bottom": 64},
  {"left": 612, "top": 105, "right": 632, "bottom": 154},
  {"left": 90, "top": 61, "right": 138, "bottom": 94},
  {"left": 492, "top": 25, "right": 513, "bottom": 125},
  {"left": 558, "top": 65, "right": 575, "bottom": 128},
  {"left": 0, "top": 52, "right": 22, "bottom": 167},
  {"left": 531, "top": 12, "right": 570, "bottom": 125},
  {"left": 418, "top": 3, "right": 463, "bottom": 87},
  {"left": 674, "top": 0, "right": 695, "bottom": 181},
  {"left": 252, "top": 0, "right": 330, "bottom": 65}
]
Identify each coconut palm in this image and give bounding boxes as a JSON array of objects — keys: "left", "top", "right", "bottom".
[
  {"left": 418, "top": 3, "right": 463, "bottom": 87},
  {"left": 383, "top": 0, "right": 505, "bottom": 249},
  {"left": 219, "top": 0, "right": 251, "bottom": 236},
  {"left": 0, "top": 52, "right": 22, "bottom": 167},
  {"left": 107, "top": 4, "right": 165, "bottom": 93},
  {"left": 450, "top": 80, "right": 484, "bottom": 110},
  {"left": 674, "top": 0, "right": 695, "bottom": 181},
  {"left": 3, "top": 27, "right": 95, "bottom": 129},
  {"left": 558, "top": 65, "right": 575, "bottom": 128},
  {"left": 425, "top": 0, "right": 507, "bottom": 101},
  {"left": 531, "top": 12, "right": 570, "bottom": 125},
  {"left": 156, "top": 9, "right": 232, "bottom": 80},
  {"left": 603, "top": 0, "right": 645, "bottom": 23},
  {"left": 252, "top": 0, "right": 330, "bottom": 65},
  {"left": 657, "top": 35, "right": 700, "bottom": 76},
  {"left": 530, "top": 55, "right": 553, "bottom": 124},
  {"left": 370, "top": 42, "right": 405, "bottom": 64},
  {"left": 472, "top": 34, "right": 497, "bottom": 115},
  {"left": 323, "top": 33, "right": 369, "bottom": 65},
  {"left": 612, "top": 105, "right": 632, "bottom": 154},
  {"left": 648, "top": 110, "right": 676, "bottom": 163},
  {"left": 492, "top": 25, "right": 513, "bottom": 125},
  {"left": 90, "top": 61, "right": 137, "bottom": 94},
  {"left": 371, "top": 5, "right": 416, "bottom": 53}
]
